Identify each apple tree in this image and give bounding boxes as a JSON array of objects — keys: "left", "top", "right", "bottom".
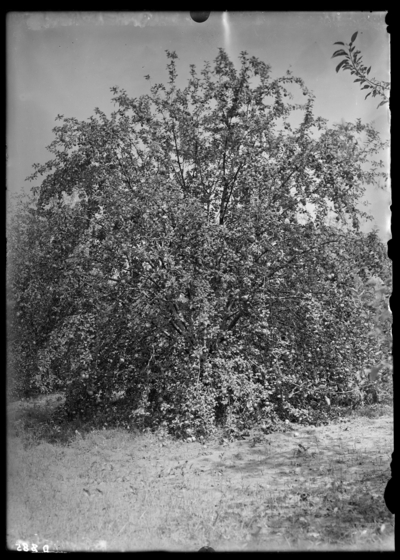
[{"left": 11, "top": 49, "right": 389, "bottom": 436}]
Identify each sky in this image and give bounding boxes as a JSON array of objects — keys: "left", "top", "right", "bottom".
[{"left": 7, "top": 11, "right": 390, "bottom": 239}]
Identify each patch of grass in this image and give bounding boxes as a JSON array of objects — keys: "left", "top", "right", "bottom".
[
  {"left": 8, "top": 396, "right": 83, "bottom": 447},
  {"left": 352, "top": 402, "right": 393, "bottom": 419},
  {"left": 7, "top": 396, "right": 394, "bottom": 552},
  {"left": 332, "top": 402, "right": 393, "bottom": 421}
]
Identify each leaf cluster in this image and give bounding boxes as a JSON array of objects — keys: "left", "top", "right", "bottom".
[{"left": 332, "top": 31, "right": 389, "bottom": 108}]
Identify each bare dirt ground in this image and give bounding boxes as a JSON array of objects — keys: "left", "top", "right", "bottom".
[{"left": 7, "top": 394, "right": 394, "bottom": 551}]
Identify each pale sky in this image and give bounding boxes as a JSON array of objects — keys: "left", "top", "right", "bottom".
[{"left": 7, "top": 11, "right": 390, "bottom": 239}]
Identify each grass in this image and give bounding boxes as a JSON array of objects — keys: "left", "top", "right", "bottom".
[{"left": 7, "top": 395, "right": 394, "bottom": 552}]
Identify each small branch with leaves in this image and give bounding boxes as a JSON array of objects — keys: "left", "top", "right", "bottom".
[{"left": 332, "top": 31, "right": 389, "bottom": 109}]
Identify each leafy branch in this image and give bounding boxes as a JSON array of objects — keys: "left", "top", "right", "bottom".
[{"left": 332, "top": 31, "right": 389, "bottom": 108}]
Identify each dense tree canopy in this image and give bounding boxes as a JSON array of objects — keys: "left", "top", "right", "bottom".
[{"left": 8, "top": 49, "right": 390, "bottom": 437}]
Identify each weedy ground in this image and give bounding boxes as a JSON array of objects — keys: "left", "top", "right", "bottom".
[{"left": 7, "top": 394, "right": 394, "bottom": 552}]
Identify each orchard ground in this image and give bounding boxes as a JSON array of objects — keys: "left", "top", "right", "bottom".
[{"left": 7, "top": 393, "right": 394, "bottom": 552}]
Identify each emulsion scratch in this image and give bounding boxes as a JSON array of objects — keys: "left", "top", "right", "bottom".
[{"left": 222, "top": 11, "right": 231, "bottom": 54}]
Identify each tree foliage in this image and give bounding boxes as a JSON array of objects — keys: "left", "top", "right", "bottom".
[
  {"left": 8, "top": 49, "right": 390, "bottom": 437},
  {"left": 332, "top": 31, "right": 390, "bottom": 108}
]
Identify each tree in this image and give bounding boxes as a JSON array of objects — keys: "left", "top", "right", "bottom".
[
  {"left": 7, "top": 191, "right": 93, "bottom": 397},
  {"left": 10, "top": 49, "right": 389, "bottom": 436},
  {"left": 332, "top": 31, "right": 390, "bottom": 108},
  {"left": 332, "top": 29, "right": 392, "bottom": 398}
]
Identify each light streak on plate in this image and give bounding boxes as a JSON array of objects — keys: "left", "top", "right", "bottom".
[{"left": 222, "top": 11, "right": 230, "bottom": 53}]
